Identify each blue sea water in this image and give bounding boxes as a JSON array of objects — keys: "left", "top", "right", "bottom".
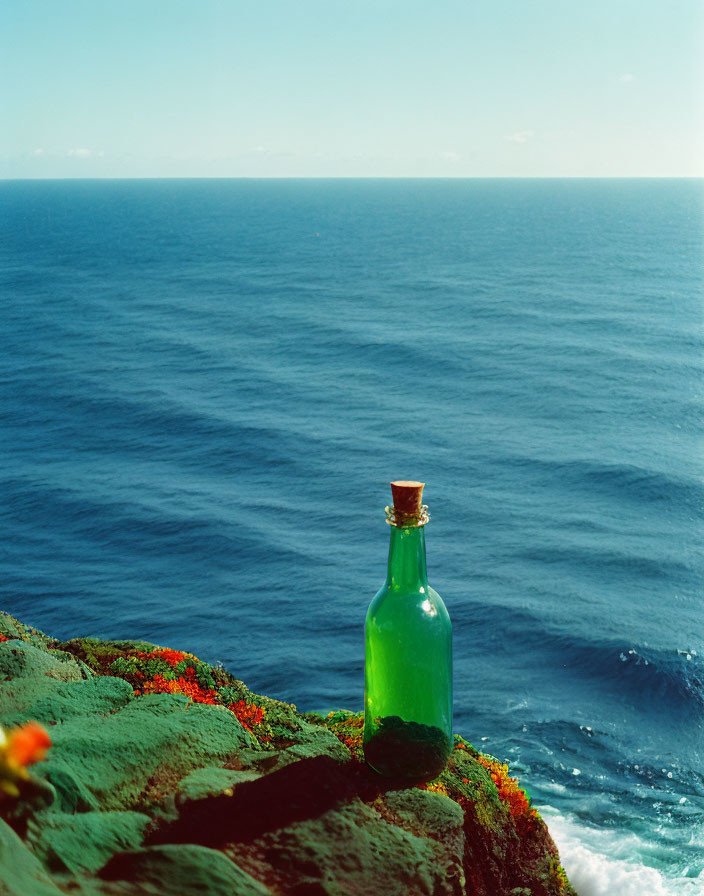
[{"left": 1, "top": 178, "right": 702, "bottom": 892}]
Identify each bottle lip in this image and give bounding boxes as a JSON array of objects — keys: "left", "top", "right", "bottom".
[{"left": 385, "top": 504, "right": 430, "bottom": 528}]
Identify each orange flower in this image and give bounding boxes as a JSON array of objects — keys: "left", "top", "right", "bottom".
[
  {"left": 477, "top": 755, "right": 534, "bottom": 822},
  {"left": 139, "top": 673, "right": 218, "bottom": 704},
  {"left": 423, "top": 780, "right": 449, "bottom": 796},
  {"left": 228, "top": 700, "right": 265, "bottom": 733},
  {"left": 6, "top": 722, "right": 52, "bottom": 767}
]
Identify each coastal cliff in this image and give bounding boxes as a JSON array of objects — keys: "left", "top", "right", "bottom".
[{"left": 0, "top": 613, "right": 575, "bottom": 896}]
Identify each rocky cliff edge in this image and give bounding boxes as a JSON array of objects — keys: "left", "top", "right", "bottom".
[{"left": 0, "top": 613, "right": 575, "bottom": 896}]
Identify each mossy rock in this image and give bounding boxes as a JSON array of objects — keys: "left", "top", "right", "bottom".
[
  {"left": 0, "top": 612, "right": 575, "bottom": 896},
  {"left": 100, "top": 844, "right": 273, "bottom": 896},
  {"left": 0, "top": 819, "right": 64, "bottom": 896},
  {"left": 27, "top": 810, "right": 151, "bottom": 875}
]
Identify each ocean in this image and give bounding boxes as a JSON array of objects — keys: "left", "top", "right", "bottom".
[{"left": 1, "top": 178, "right": 702, "bottom": 893}]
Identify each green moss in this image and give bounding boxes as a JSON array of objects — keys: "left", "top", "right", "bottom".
[
  {"left": 39, "top": 696, "right": 247, "bottom": 810},
  {"left": 0, "top": 676, "right": 134, "bottom": 729},
  {"left": 0, "top": 819, "right": 64, "bottom": 896},
  {"left": 0, "top": 641, "right": 86, "bottom": 685},
  {"left": 176, "top": 767, "right": 261, "bottom": 803},
  {"left": 28, "top": 811, "right": 151, "bottom": 875},
  {"left": 0, "top": 614, "right": 58, "bottom": 652},
  {"left": 57, "top": 638, "right": 154, "bottom": 671},
  {"left": 100, "top": 845, "right": 273, "bottom": 896}
]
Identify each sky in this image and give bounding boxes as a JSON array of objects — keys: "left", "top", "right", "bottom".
[{"left": 1, "top": 0, "right": 703, "bottom": 178}]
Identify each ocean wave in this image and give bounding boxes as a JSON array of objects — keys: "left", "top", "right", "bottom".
[
  {"left": 463, "top": 601, "right": 704, "bottom": 718},
  {"left": 516, "top": 542, "right": 697, "bottom": 584},
  {"left": 0, "top": 474, "right": 305, "bottom": 566},
  {"left": 570, "top": 639, "right": 702, "bottom": 708},
  {"left": 532, "top": 627, "right": 704, "bottom": 715},
  {"left": 542, "top": 807, "right": 704, "bottom": 895},
  {"left": 504, "top": 455, "right": 704, "bottom": 513}
]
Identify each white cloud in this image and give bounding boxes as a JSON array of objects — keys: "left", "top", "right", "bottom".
[
  {"left": 32, "top": 148, "right": 44, "bottom": 156},
  {"left": 619, "top": 73, "right": 635, "bottom": 83},
  {"left": 505, "top": 130, "right": 534, "bottom": 144},
  {"left": 67, "top": 148, "right": 92, "bottom": 158},
  {"left": 439, "top": 150, "right": 461, "bottom": 161}
]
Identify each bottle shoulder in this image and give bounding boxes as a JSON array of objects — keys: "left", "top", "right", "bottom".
[{"left": 366, "top": 582, "right": 451, "bottom": 627}]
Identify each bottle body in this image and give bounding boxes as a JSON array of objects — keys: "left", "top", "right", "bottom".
[{"left": 363, "top": 524, "right": 453, "bottom": 781}]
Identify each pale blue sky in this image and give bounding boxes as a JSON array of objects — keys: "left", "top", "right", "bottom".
[{"left": 2, "top": 0, "right": 702, "bottom": 177}]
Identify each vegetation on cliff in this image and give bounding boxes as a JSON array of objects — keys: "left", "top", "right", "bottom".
[{"left": 0, "top": 613, "right": 575, "bottom": 895}]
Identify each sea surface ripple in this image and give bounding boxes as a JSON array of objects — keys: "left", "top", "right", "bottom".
[{"left": 1, "top": 178, "right": 702, "bottom": 889}]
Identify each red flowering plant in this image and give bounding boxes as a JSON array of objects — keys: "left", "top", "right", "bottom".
[
  {"left": 321, "top": 711, "right": 364, "bottom": 758},
  {"left": 0, "top": 619, "right": 289, "bottom": 747},
  {"left": 34, "top": 629, "right": 314, "bottom": 748},
  {"left": 91, "top": 645, "right": 269, "bottom": 740}
]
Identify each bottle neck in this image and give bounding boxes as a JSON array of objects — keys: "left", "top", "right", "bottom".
[{"left": 386, "top": 524, "right": 428, "bottom": 591}]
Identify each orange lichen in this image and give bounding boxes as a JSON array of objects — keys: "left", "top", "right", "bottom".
[{"left": 477, "top": 755, "right": 537, "bottom": 825}]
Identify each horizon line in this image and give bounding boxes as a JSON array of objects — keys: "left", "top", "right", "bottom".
[{"left": 2, "top": 175, "right": 703, "bottom": 182}]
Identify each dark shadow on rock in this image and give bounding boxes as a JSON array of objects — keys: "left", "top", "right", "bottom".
[{"left": 145, "top": 755, "right": 415, "bottom": 849}]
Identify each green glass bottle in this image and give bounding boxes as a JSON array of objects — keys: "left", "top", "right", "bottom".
[{"left": 363, "top": 480, "right": 453, "bottom": 781}]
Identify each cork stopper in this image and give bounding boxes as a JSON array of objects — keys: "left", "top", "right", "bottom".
[
  {"left": 387, "top": 480, "right": 427, "bottom": 527},
  {"left": 391, "top": 481, "right": 424, "bottom": 516}
]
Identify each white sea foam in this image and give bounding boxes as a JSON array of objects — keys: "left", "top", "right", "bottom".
[{"left": 541, "top": 806, "right": 704, "bottom": 896}]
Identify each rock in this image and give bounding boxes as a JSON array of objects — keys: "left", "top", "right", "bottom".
[
  {"left": 228, "top": 799, "right": 451, "bottom": 896},
  {"left": 176, "top": 766, "right": 262, "bottom": 803},
  {"left": 0, "top": 612, "right": 576, "bottom": 896},
  {"left": 384, "top": 787, "right": 465, "bottom": 841},
  {"left": 1, "top": 673, "right": 133, "bottom": 729},
  {"left": 27, "top": 810, "right": 151, "bottom": 875},
  {"left": 0, "top": 640, "right": 87, "bottom": 683},
  {"left": 100, "top": 844, "right": 273, "bottom": 896},
  {"left": 279, "top": 718, "right": 352, "bottom": 763},
  {"left": 41, "top": 694, "right": 256, "bottom": 812},
  {"left": 0, "top": 819, "right": 64, "bottom": 895}
]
